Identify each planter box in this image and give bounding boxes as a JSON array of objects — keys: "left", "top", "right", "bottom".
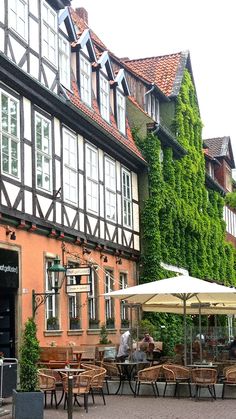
[{"left": 12, "top": 389, "right": 44, "bottom": 419}]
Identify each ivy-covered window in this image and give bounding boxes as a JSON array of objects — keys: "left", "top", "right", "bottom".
[
  {"left": 0, "top": 91, "right": 20, "bottom": 179},
  {"left": 35, "top": 112, "right": 51, "bottom": 191},
  {"left": 122, "top": 168, "right": 132, "bottom": 228}
]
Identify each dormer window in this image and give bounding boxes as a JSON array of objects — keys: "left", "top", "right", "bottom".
[
  {"left": 80, "top": 54, "right": 91, "bottom": 106},
  {"left": 147, "top": 94, "right": 159, "bottom": 122},
  {"left": 59, "top": 35, "right": 70, "bottom": 89},
  {"left": 9, "top": 0, "right": 28, "bottom": 41},
  {"left": 42, "top": 1, "right": 58, "bottom": 66},
  {"left": 100, "top": 73, "right": 109, "bottom": 122},
  {"left": 117, "top": 90, "right": 126, "bottom": 135}
]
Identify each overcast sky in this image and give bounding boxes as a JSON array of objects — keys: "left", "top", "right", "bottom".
[{"left": 71, "top": 0, "right": 236, "bottom": 172}]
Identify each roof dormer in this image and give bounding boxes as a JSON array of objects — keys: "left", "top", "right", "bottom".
[
  {"left": 96, "top": 52, "right": 114, "bottom": 123},
  {"left": 113, "top": 69, "right": 130, "bottom": 136}
]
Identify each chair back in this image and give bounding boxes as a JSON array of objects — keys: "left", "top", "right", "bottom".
[
  {"left": 62, "top": 371, "right": 92, "bottom": 394},
  {"left": 192, "top": 368, "right": 217, "bottom": 384},
  {"left": 138, "top": 365, "right": 162, "bottom": 381},
  {"left": 163, "top": 365, "right": 175, "bottom": 381},
  {"left": 38, "top": 372, "right": 56, "bottom": 390},
  {"left": 226, "top": 368, "right": 236, "bottom": 383},
  {"left": 165, "top": 364, "right": 190, "bottom": 379},
  {"left": 90, "top": 367, "right": 106, "bottom": 388}
]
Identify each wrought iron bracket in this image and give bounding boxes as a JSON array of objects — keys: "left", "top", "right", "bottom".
[{"left": 32, "top": 289, "right": 59, "bottom": 318}]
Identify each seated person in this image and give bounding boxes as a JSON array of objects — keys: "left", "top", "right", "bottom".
[
  {"left": 132, "top": 342, "right": 148, "bottom": 362},
  {"left": 142, "top": 332, "right": 154, "bottom": 343},
  {"left": 173, "top": 343, "right": 184, "bottom": 365},
  {"left": 229, "top": 336, "right": 236, "bottom": 359}
]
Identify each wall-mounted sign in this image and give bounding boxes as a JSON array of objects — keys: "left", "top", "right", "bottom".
[
  {"left": 0, "top": 248, "right": 19, "bottom": 288},
  {"left": 66, "top": 267, "right": 91, "bottom": 277},
  {"left": 66, "top": 284, "right": 91, "bottom": 293}
]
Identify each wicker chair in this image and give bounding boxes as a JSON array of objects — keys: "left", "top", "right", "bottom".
[
  {"left": 38, "top": 372, "right": 57, "bottom": 408},
  {"left": 134, "top": 365, "right": 162, "bottom": 398},
  {"left": 81, "top": 364, "right": 106, "bottom": 404},
  {"left": 89, "top": 367, "right": 107, "bottom": 405},
  {"left": 62, "top": 371, "right": 92, "bottom": 413},
  {"left": 163, "top": 364, "right": 191, "bottom": 398},
  {"left": 102, "top": 362, "right": 120, "bottom": 395},
  {"left": 192, "top": 368, "right": 217, "bottom": 401},
  {"left": 222, "top": 367, "right": 236, "bottom": 399}
]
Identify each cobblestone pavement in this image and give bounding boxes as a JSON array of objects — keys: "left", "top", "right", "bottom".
[{"left": 2, "top": 395, "right": 236, "bottom": 419}]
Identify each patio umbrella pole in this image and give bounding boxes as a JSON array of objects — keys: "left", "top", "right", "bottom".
[
  {"left": 183, "top": 295, "right": 187, "bottom": 366},
  {"left": 198, "top": 303, "right": 203, "bottom": 362}
]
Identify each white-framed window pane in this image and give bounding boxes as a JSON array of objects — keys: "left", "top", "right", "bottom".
[
  {"left": 63, "top": 129, "right": 77, "bottom": 203},
  {"left": 122, "top": 169, "right": 132, "bottom": 228},
  {"left": 9, "top": 0, "right": 28, "bottom": 41},
  {"left": 59, "top": 35, "right": 70, "bottom": 88},
  {"left": 46, "top": 259, "right": 59, "bottom": 330},
  {"left": 0, "top": 91, "right": 20, "bottom": 178},
  {"left": 100, "top": 73, "right": 109, "bottom": 121},
  {"left": 105, "top": 270, "right": 114, "bottom": 323},
  {"left": 35, "top": 113, "right": 51, "bottom": 191},
  {"left": 105, "top": 157, "right": 116, "bottom": 221},
  {"left": 117, "top": 90, "right": 126, "bottom": 135},
  {"left": 80, "top": 55, "right": 91, "bottom": 106},
  {"left": 106, "top": 190, "right": 116, "bottom": 221},
  {"left": 42, "top": 2, "right": 57, "bottom": 66},
  {"left": 86, "top": 145, "right": 98, "bottom": 214},
  {"left": 120, "top": 273, "right": 128, "bottom": 320}
]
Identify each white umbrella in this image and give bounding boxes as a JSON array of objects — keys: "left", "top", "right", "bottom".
[{"left": 104, "top": 275, "right": 236, "bottom": 365}]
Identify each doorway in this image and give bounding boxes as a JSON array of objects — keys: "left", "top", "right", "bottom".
[{"left": 0, "top": 293, "right": 15, "bottom": 358}]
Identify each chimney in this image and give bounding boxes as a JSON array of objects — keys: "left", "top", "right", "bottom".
[{"left": 75, "top": 7, "right": 88, "bottom": 24}]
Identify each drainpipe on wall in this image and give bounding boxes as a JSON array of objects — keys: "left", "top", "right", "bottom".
[{"left": 144, "top": 83, "right": 155, "bottom": 113}]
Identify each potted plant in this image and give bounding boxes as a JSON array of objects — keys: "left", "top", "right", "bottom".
[
  {"left": 99, "top": 324, "right": 112, "bottom": 345},
  {"left": 46, "top": 316, "right": 59, "bottom": 330},
  {"left": 12, "top": 318, "right": 44, "bottom": 419}
]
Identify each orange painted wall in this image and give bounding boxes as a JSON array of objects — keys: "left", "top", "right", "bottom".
[{"left": 0, "top": 224, "right": 137, "bottom": 353}]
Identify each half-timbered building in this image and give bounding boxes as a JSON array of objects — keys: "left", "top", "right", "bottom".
[{"left": 0, "top": 1, "right": 146, "bottom": 357}]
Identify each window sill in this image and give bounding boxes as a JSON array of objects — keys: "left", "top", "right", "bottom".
[
  {"left": 87, "top": 329, "right": 101, "bottom": 335},
  {"left": 44, "top": 330, "right": 63, "bottom": 337},
  {"left": 67, "top": 330, "right": 84, "bottom": 336}
]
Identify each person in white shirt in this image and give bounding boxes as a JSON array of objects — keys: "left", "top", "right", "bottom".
[{"left": 117, "top": 330, "right": 131, "bottom": 362}]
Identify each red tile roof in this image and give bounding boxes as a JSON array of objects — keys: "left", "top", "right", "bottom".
[
  {"left": 123, "top": 53, "right": 185, "bottom": 97},
  {"left": 68, "top": 8, "right": 144, "bottom": 163}
]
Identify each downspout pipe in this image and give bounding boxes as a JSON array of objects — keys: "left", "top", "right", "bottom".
[{"left": 144, "top": 83, "right": 155, "bottom": 112}]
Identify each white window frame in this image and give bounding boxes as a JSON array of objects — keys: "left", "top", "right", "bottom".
[
  {"left": 100, "top": 73, "right": 109, "bottom": 122},
  {"left": 41, "top": 1, "right": 58, "bottom": 67},
  {"left": 9, "top": 0, "right": 28, "bottom": 41},
  {"left": 59, "top": 34, "right": 70, "bottom": 89},
  {"left": 86, "top": 144, "right": 98, "bottom": 214},
  {"left": 46, "top": 259, "right": 59, "bottom": 329},
  {"left": 122, "top": 168, "right": 132, "bottom": 228},
  {"left": 117, "top": 89, "right": 126, "bottom": 135},
  {"left": 67, "top": 274, "right": 80, "bottom": 329},
  {"left": 105, "top": 157, "right": 116, "bottom": 222},
  {"left": 35, "top": 112, "right": 52, "bottom": 192},
  {"left": 88, "top": 269, "right": 97, "bottom": 320},
  {"left": 63, "top": 128, "right": 77, "bottom": 203},
  {"left": 80, "top": 54, "right": 91, "bottom": 106},
  {"left": 0, "top": 90, "right": 20, "bottom": 179},
  {"left": 105, "top": 270, "right": 114, "bottom": 321},
  {"left": 120, "top": 273, "right": 128, "bottom": 320}
]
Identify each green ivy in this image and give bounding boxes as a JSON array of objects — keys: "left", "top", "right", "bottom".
[{"left": 134, "top": 69, "right": 236, "bottom": 354}]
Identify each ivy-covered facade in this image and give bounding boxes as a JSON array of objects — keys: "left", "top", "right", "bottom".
[{"left": 137, "top": 69, "right": 236, "bottom": 286}]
